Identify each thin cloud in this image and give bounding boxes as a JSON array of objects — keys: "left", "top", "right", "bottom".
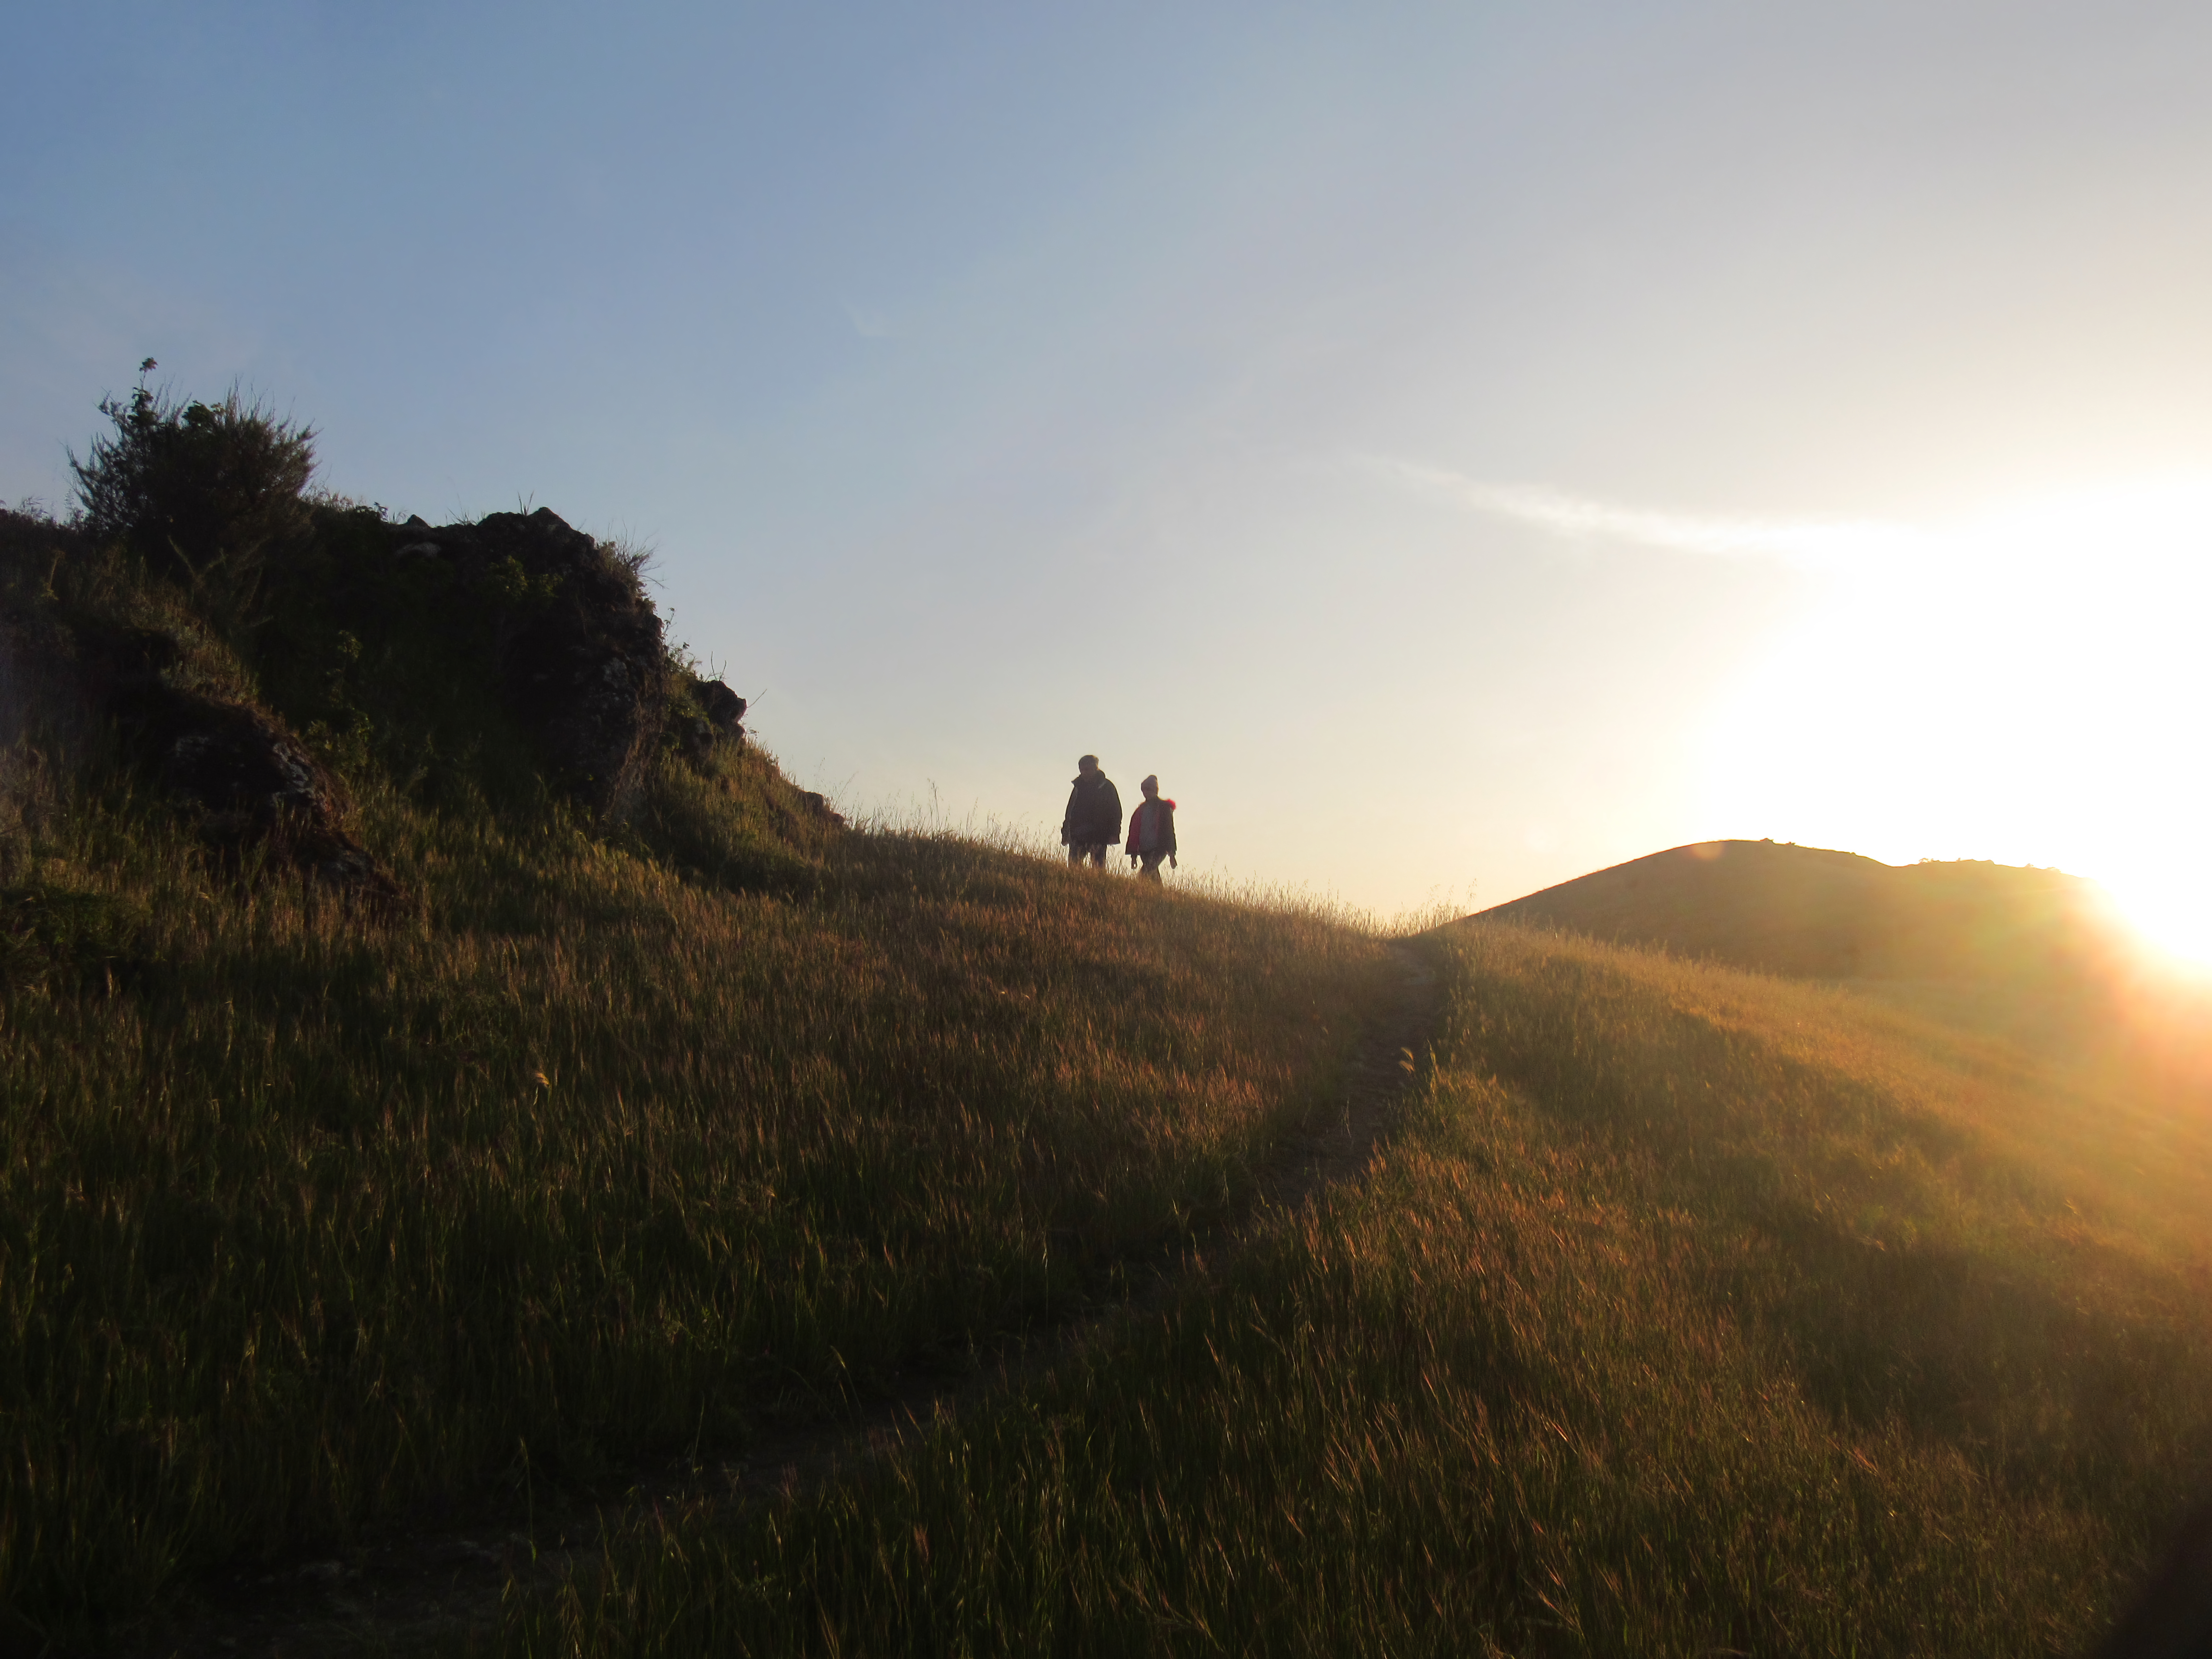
[{"left": 1371, "top": 457, "right": 1931, "bottom": 571}]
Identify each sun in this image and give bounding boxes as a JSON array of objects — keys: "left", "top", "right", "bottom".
[
  {"left": 1698, "top": 474, "right": 2212, "bottom": 969},
  {"left": 2094, "top": 862, "right": 2212, "bottom": 975}
]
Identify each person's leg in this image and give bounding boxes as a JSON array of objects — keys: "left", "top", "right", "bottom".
[
  {"left": 1068, "top": 845, "right": 1086, "bottom": 868},
  {"left": 1138, "top": 852, "right": 1165, "bottom": 883}
]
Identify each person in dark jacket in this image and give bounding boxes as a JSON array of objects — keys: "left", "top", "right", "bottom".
[
  {"left": 1125, "top": 774, "right": 1178, "bottom": 883},
  {"left": 1060, "top": 755, "right": 1122, "bottom": 868}
]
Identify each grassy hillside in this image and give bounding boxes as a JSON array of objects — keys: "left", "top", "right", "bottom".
[
  {"left": 485, "top": 923, "right": 2212, "bottom": 1656},
  {"left": 12, "top": 390, "right": 2212, "bottom": 1654},
  {"left": 0, "top": 441, "right": 1397, "bottom": 1645},
  {"left": 1479, "top": 838, "right": 2132, "bottom": 989},
  {"left": 0, "top": 722, "right": 1394, "bottom": 1643}
]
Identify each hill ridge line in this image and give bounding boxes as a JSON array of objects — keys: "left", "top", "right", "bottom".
[{"left": 1477, "top": 836, "right": 2123, "bottom": 987}]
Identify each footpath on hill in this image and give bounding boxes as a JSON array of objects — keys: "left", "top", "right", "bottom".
[
  {"left": 477, "top": 920, "right": 2212, "bottom": 1656},
  {"left": 130, "top": 940, "right": 1443, "bottom": 1659},
  {"left": 3, "top": 414, "right": 1439, "bottom": 1652}
]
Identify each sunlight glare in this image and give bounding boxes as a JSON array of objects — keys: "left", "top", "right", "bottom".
[{"left": 1700, "top": 477, "right": 2212, "bottom": 964}]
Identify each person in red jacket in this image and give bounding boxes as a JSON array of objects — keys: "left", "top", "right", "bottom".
[{"left": 1125, "top": 774, "right": 1178, "bottom": 883}]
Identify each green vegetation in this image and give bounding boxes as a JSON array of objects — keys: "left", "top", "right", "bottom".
[
  {"left": 11, "top": 381, "right": 2212, "bottom": 1654},
  {"left": 0, "top": 390, "right": 1395, "bottom": 1644},
  {"left": 484, "top": 925, "right": 2212, "bottom": 1656},
  {"left": 68, "top": 363, "right": 317, "bottom": 638},
  {"left": 0, "top": 729, "right": 1390, "bottom": 1638}
]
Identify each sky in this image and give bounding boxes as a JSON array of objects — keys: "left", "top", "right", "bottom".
[{"left": 7, "top": 3, "right": 2212, "bottom": 952}]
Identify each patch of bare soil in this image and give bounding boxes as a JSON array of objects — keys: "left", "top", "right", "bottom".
[{"left": 122, "top": 940, "right": 1442, "bottom": 1659}]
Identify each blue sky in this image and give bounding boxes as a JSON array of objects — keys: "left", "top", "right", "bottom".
[{"left": 8, "top": 3, "right": 2212, "bottom": 946}]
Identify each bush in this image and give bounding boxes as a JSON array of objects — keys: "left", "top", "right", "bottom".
[{"left": 69, "top": 362, "right": 316, "bottom": 630}]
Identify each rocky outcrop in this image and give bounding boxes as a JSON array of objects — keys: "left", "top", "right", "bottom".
[
  {"left": 158, "top": 698, "right": 404, "bottom": 903},
  {"left": 2, "top": 494, "right": 776, "bottom": 906},
  {"left": 84, "top": 621, "right": 406, "bottom": 908},
  {"left": 382, "top": 508, "right": 667, "bottom": 821},
  {"left": 670, "top": 676, "right": 746, "bottom": 767},
  {"left": 694, "top": 678, "right": 746, "bottom": 736}
]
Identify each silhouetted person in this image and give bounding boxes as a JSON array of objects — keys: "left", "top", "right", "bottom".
[
  {"left": 1060, "top": 754, "right": 1121, "bottom": 869},
  {"left": 1126, "top": 774, "right": 1177, "bottom": 883}
]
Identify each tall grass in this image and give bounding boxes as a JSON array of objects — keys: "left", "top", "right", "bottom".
[
  {"left": 0, "top": 741, "right": 1392, "bottom": 1632},
  {"left": 489, "top": 922, "right": 2212, "bottom": 1655}
]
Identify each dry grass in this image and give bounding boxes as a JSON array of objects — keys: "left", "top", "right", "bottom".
[
  {"left": 488, "top": 921, "right": 2212, "bottom": 1656},
  {"left": 0, "top": 741, "right": 1392, "bottom": 1637}
]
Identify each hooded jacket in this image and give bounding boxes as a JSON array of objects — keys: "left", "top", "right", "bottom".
[{"left": 1126, "top": 796, "right": 1178, "bottom": 857}]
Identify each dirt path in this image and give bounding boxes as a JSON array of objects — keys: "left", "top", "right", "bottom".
[{"left": 129, "top": 940, "right": 1442, "bottom": 1658}]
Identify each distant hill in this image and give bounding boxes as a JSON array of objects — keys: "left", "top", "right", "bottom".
[{"left": 1475, "top": 839, "right": 2131, "bottom": 986}]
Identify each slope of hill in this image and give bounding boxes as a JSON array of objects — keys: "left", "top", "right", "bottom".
[
  {"left": 12, "top": 392, "right": 2210, "bottom": 1655},
  {"left": 1477, "top": 837, "right": 2132, "bottom": 987},
  {"left": 489, "top": 920, "right": 2212, "bottom": 1657},
  {"left": 0, "top": 426, "right": 1398, "bottom": 1647}
]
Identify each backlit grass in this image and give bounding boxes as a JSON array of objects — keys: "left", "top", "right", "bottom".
[
  {"left": 488, "top": 922, "right": 2212, "bottom": 1656},
  {"left": 0, "top": 741, "right": 1392, "bottom": 1631}
]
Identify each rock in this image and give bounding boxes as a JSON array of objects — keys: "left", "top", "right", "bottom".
[
  {"left": 88, "top": 623, "right": 407, "bottom": 909},
  {"left": 1, "top": 507, "right": 408, "bottom": 907},
  {"left": 670, "top": 676, "right": 746, "bottom": 768},
  {"left": 156, "top": 700, "right": 332, "bottom": 826},
  {"left": 797, "top": 790, "right": 845, "bottom": 828},
  {"left": 382, "top": 507, "right": 668, "bottom": 822},
  {"left": 694, "top": 678, "right": 746, "bottom": 736}
]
